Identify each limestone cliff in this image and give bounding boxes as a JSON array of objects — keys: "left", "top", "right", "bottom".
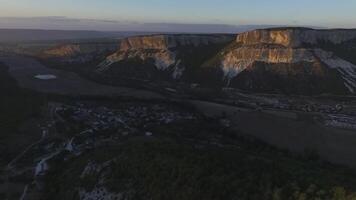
[
  {"left": 220, "top": 47, "right": 315, "bottom": 80},
  {"left": 119, "top": 35, "right": 233, "bottom": 50},
  {"left": 215, "top": 28, "right": 356, "bottom": 94},
  {"left": 97, "top": 34, "right": 234, "bottom": 79},
  {"left": 236, "top": 28, "right": 356, "bottom": 47}
]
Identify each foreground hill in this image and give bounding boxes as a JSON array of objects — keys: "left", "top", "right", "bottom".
[{"left": 37, "top": 28, "right": 356, "bottom": 95}]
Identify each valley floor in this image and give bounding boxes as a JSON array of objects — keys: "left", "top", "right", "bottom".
[
  {"left": 2, "top": 56, "right": 356, "bottom": 199},
  {"left": 0, "top": 56, "right": 163, "bottom": 99},
  {"left": 3, "top": 99, "right": 356, "bottom": 200}
]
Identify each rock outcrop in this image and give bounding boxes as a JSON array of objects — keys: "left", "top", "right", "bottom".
[
  {"left": 119, "top": 35, "right": 233, "bottom": 50},
  {"left": 215, "top": 28, "right": 356, "bottom": 94},
  {"left": 97, "top": 34, "right": 234, "bottom": 79},
  {"left": 236, "top": 28, "right": 356, "bottom": 47},
  {"left": 220, "top": 47, "right": 316, "bottom": 80}
]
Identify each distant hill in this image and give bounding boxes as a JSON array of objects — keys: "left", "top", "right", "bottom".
[
  {"left": 0, "top": 16, "right": 282, "bottom": 34},
  {"left": 0, "top": 29, "right": 149, "bottom": 43}
]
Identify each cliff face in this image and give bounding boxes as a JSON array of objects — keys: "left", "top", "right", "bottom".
[
  {"left": 215, "top": 28, "right": 356, "bottom": 94},
  {"left": 97, "top": 34, "right": 234, "bottom": 80},
  {"left": 236, "top": 28, "right": 356, "bottom": 47},
  {"left": 220, "top": 47, "right": 315, "bottom": 80},
  {"left": 120, "top": 35, "right": 233, "bottom": 50}
]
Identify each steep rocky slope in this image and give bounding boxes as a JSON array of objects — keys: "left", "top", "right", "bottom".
[
  {"left": 96, "top": 34, "right": 234, "bottom": 81},
  {"left": 212, "top": 28, "right": 356, "bottom": 94}
]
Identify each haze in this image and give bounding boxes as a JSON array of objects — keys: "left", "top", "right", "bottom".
[{"left": 0, "top": 0, "right": 355, "bottom": 32}]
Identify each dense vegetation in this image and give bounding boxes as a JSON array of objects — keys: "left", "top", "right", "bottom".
[{"left": 44, "top": 120, "right": 356, "bottom": 200}]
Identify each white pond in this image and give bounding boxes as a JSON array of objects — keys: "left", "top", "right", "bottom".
[{"left": 34, "top": 74, "right": 57, "bottom": 80}]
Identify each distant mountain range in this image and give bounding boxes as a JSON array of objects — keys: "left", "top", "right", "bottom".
[
  {"left": 0, "top": 16, "right": 326, "bottom": 42},
  {"left": 0, "top": 26, "right": 271, "bottom": 43},
  {"left": 0, "top": 17, "right": 282, "bottom": 34},
  {"left": 0, "top": 29, "right": 149, "bottom": 43}
]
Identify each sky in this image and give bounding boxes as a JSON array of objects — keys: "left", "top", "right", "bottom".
[{"left": 0, "top": 0, "right": 355, "bottom": 31}]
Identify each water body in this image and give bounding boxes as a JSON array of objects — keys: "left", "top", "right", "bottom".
[{"left": 34, "top": 74, "right": 57, "bottom": 80}]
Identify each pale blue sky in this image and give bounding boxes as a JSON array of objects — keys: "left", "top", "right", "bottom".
[{"left": 0, "top": 0, "right": 355, "bottom": 28}]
